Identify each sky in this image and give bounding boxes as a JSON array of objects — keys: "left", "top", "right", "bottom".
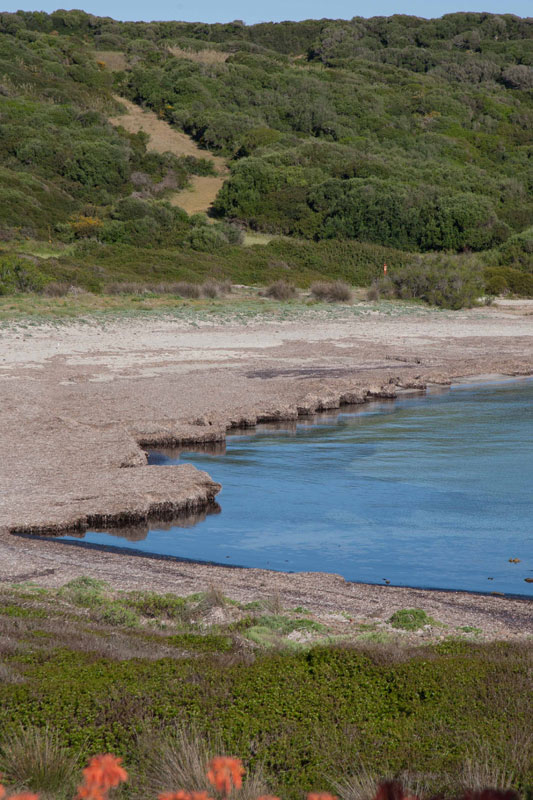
[{"left": 2, "top": 0, "right": 530, "bottom": 24}]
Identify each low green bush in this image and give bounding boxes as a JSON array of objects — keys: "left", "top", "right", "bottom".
[
  {"left": 484, "top": 267, "right": 533, "bottom": 297},
  {"left": 59, "top": 576, "right": 109, "bottom": 607},
  {"left": 0, "top": 605, "right": 47, "bottom": 619},
  {"left": 0, "top": 255, "right": 47, "bottom": 295},
  {"left": 90, "top": 603, "right": 139, "bottom": 628},
  {"left": 485, "top": 274, "right": 509, "bottom": 296},
  {"left": 388, "top": 608, "right": 433, "bottom": 631},
  {"left": 165, "top": 632, "right": 232, "bottom": 652},
  {"left": 126, "top": 591, "right": 189, "bottom": 620}
]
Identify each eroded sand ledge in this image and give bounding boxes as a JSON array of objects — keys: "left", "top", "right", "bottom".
[{"left": 1, "top": 300, "right": 533, "bottom": 636}]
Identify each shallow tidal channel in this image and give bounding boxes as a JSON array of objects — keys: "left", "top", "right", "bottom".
[{"left": 62, "top": 379, "right": 533, "bottom": 596}]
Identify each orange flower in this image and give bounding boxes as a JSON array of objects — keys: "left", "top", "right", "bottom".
[
  {"left": 0, "top": 783, "right": 5, "bottom": 800},
  {"left": 159, "top": 792, "right": 213, "bottom": 800},
  {"left": 308, "top": 794, "right": 338, "bottom": 800},
  {"left": 9, "top": 794, "right": 39, "bottom": 800},
  {"left": 207, "top": 757, "right": 245, "bottom": 796},
  {"left": 159, "top": 793, "right": 192, "bottom": 800},
  {"left": 256, "top": 796, "right": 281, "bottom": 800},
  {"left": 77, "top": 755, "right": 128, "bottom": 800}
]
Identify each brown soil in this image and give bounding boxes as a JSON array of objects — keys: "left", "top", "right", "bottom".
[
  {"left": 1, "top": 300, "right": 532, "bottom": 636},
  {"left": 108, "top": 96, "right": 227, "bottom": 213}
]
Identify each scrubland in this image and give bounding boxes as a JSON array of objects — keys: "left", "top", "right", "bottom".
[{"left": 1, "top": 579, "right": 532, "bottom": 800}]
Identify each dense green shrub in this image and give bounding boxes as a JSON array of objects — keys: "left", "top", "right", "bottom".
[
  {"left": 378, "top": 255, "right": 485, "bottom": 309},
  {"left": 0, "top": 255, "right": 47, "bottom": 294},
  {"left": 185, "top": 223, "right": 230, "bottom": 253},
  {"left": 485, "top": 274, "right": 509, "bottom": 296},
  {"left": 484, "top": 267, "right": 533, "bottom": 297},
  {"left": 489, "top": 228, "right": 533, "bottom": 273}
]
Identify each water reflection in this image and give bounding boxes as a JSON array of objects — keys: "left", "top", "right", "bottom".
[
  {"left": 66, "top": 504, "right": 221, "bottom": 543},
  {"left": 148, "top": 442, "right": 227, "bottom": 462}
]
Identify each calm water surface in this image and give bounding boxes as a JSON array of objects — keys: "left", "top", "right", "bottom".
[{"left": 62, "top": 379, "right": 533, "bottom": 595}]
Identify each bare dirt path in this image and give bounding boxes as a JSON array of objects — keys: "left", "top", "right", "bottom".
[
  {"left": 108, "top": 96, "right": 228, "bottom": 214},
  {"left": 1, "top": 300, "right": 532, "bottom": 636}
]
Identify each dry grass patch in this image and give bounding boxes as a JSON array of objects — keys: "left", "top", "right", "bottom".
[
  {"left": 170, "top": 176, "right": 226, "bottom": 214},
  {"left": 264, "top": 280, "right": 297, "bottom": 301},
  {"left": 109, "top": 96, "right": 226, "bottom": 169},
  {"left": 202, "top": 279, "right": 232, "bottom": 298},
  {"left": 104, "top": 280, "right": 231, "bottom": 298},
  {"left": 311, "top": 280, "right": 353, "bottom": 303},
  {"left": 94, "top": 51, "right": 128, "bottom": 71},
  {"left": 0, "top": 726, "right": 81, "bottom": 798},
  {"left": 41, "top": 282, "right": 74, "bottom": 297},
  {"left": 136, "top": 724, "right": 270, "bottom": 800},
  {"left": 169, "top": 47, "right": 230, "bottom": 64}
]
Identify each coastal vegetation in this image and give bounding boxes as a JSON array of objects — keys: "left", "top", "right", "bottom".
[
  {"left": 0, "top": 580, "right": 532, "bottom": 799},
  {"left": 0, "top": 11, "right": 532, "bottom": 307}
]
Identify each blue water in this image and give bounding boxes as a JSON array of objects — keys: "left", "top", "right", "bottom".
[{"left": 62, "top": 379, "right": 533, "bottom": 596}]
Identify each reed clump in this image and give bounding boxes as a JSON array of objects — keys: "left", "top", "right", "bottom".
[
  {"left": 310, "top": 281, "right": 353, "bottom": 303},
  {"left": 264, "top": 280, "right": 297, "bottom": 301},
  {"left": 104, "top": 280, "right": 232, "bottom": 298}
]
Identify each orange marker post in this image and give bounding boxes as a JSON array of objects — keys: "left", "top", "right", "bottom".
[{"left": 383, "top": 263, "right": 388, "bottom": 276}]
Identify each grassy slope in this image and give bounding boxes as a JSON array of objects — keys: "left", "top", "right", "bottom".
[{"left": 1, "top": 580, "right": 532, "bottom": 798}]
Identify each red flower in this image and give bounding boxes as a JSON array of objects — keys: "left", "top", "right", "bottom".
[{"left": 207, "top": 758, "right": 245, "bottom": 796}]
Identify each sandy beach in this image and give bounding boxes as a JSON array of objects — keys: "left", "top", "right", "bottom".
[{"left": 1, "top": 298, "right": 532, "bottom": 637}]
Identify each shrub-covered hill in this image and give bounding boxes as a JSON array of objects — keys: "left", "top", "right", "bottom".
[{"left": 0, "top": 10, "right": 532, "bottom": 299}]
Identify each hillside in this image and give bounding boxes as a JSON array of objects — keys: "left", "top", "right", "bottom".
[{"left": 0, "top": 10, "right": 532, "bottom": 302}]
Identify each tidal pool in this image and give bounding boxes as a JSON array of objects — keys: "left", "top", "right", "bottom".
[{"left": 62, "top": 379, "right": 533, "bottom": 595}]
